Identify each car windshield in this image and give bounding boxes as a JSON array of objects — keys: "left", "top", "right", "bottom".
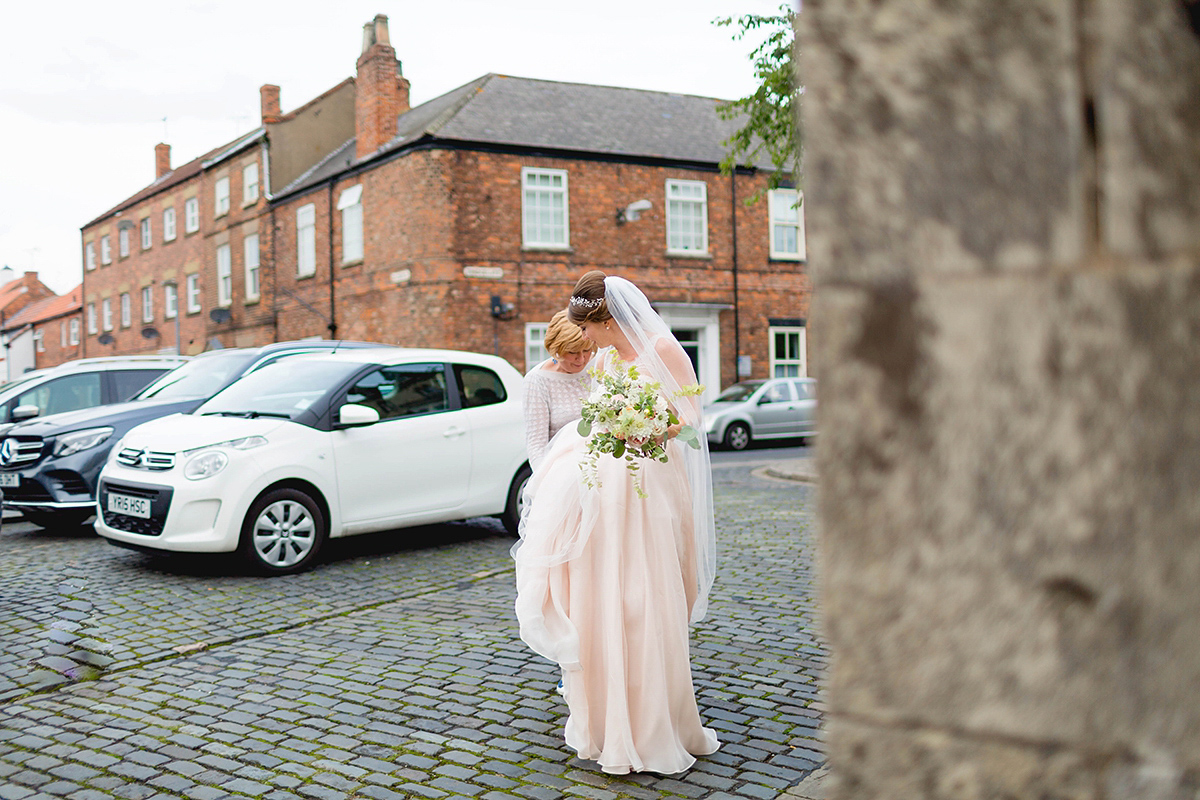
[
  {"left": 135, "top": 351, "right": 258, "bottom": 401},
  {"left": 715, "top": 382, "right": 764, "bottom": 403},
  {"left": 197, "top": 359, "right": 364, "bottom": 420}
]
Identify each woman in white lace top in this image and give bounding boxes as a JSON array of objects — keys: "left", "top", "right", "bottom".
[{"left": 523, "top": 311, "right": 596, "bottom": 469}]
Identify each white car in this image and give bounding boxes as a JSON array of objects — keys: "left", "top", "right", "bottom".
[{"left": 94, "top": 348, "right": 530, "bottom": 574}]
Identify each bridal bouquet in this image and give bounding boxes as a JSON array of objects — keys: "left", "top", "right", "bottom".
[{"left": 576, "top": 358, "right": 704, "bottom": 498}]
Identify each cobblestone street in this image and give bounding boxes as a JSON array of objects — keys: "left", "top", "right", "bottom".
[{"left": 0, "top": 461, "right": 823, "bottom": 799}]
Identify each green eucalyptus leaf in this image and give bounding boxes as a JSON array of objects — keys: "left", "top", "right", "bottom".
[{"left": 577, "top": 419, "right": 591, "bottom": 437}]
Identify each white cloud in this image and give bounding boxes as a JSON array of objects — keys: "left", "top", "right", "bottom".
[{"left": 0, "top": 0, "right": 787, "bottom": 294}]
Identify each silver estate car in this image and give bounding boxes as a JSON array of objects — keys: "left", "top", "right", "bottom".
[{"left": 704, "top": 377, "right": 816, "bottom": 450}]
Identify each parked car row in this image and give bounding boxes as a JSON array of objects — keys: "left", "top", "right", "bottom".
[{"left": 1, "top": 346, "right": 813, "bottom": 574}]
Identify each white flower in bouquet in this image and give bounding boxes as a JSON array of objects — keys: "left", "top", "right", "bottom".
[{"left": 576, "top": 357, "right": 704, "bottom": 498}]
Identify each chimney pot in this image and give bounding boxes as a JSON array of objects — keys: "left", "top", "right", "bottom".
[
  {"left": 155, "top": 143, "right": 171, "bottom": 179},
  {"left": 355, "top": 15, "right": 403, "bottom": 159},
  {"left": 260, "top": 84, "right": 282, "bottom": 124}
]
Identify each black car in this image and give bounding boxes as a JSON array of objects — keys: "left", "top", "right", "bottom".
[{"left": 0, "top": 341, "right": 393, "bottom": 529}]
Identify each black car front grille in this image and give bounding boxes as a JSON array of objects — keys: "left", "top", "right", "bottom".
[
  {"left": 3, "top": 480, "right": 53, "bottom": 503},
  {"left": 0, "top": 437, "right": 45, "bottom": 467},
  {"left": 98, "top": 480, "right": 173, "bottom": 538}
]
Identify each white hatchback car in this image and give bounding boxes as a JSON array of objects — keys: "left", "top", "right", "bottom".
[{"left": 94, "top": 348, "right": 530, "bottom": 574}]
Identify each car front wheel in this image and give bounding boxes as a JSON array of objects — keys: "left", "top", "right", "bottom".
[
  {"left": 501, "top": 464, "right": 532, "bottom": 536},
  {"left": 724, "top": 422, "right": 751, "bottom": 451},
  {"left": 240, "top": 488, "right": 326, "bottom": 575}
]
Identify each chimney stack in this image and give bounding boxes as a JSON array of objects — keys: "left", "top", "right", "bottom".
[
  {"left": 355, "top": 14, "right": 409, "bottom": 159},
  {"left": 261, "top": 84, "right": 282, "bottom": 125},
  {"left": 155, "top": 143, "right": 171, "bottom": 179}
]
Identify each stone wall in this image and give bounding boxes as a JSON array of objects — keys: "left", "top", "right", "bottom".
[{"left": 802, "top": 1, "right": 1200, "bottom": 797}]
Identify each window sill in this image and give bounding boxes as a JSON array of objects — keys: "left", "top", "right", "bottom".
[
  {"left": 521, "top": 244, "right": 574, "bottom": 254},
  {"left": 186, "top": 308, "right": 202, "bottom": 316},
  {"left": 163, "top": 237, "right": 177, "bottom": 245},
  {"left": 244, "top": 297, "right": 260, "bottom": 306},
  {"left": 297, "top": 272, "right": 316, "bottom": 281},
  {"left": 665, "top": 251, "right": 713, "bottom": 260},
  {"left": 185, "top": 229, "right": 200, "bottom": 237},
  {"left": 768, "top": 255, "right": 805, "bottom": 264},
  {"left": 341, "top": 258, "right": 364, "bottom": 268},
  {"left": 214, "top": 211, "right": 229, "bottom": 220},
  {"left": 242, "top": 199, "right": 258, "bottom": 209}
]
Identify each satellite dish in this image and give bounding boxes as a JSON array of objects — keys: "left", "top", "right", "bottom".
[
  {"left": 97, "top": 333, "right": 114, "bottom": 345},
  {"left": 209, "top": 308, "right": 232, "bottom": 324},
  {"left": 141, "top": 327, "right": 160, "bottom": 339}
]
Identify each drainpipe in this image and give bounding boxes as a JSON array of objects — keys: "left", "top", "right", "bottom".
[
  {"left": 327, "top": 181, "right": 337, "bottom": 339},
  {"left": 730, "top": 171, "right": 740, "bottom": 386}
]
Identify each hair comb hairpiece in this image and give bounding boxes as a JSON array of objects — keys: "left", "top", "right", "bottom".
[{"left": 569, "top": 295, "right": 603, "bottom": 309}]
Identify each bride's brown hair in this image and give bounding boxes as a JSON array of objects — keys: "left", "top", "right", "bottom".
[{"left": 567, "top": 270, "right": 612, "bottom": 325}]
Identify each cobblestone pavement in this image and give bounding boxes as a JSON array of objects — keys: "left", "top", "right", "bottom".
[{"left": 0, "top": 464, "right": 824, "bottom": 799}]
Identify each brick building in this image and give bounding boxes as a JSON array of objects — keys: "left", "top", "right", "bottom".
[
  {"left": 80, "top": 14, "right": 808, "bottom": 397},
  {"left": 1, "top": 286, "right": 84, "bottom": 373},
  {"left": 0, "top": 271, "right": 59, "bottom": 380}
]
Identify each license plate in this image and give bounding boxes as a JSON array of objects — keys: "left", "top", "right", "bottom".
[
  {"left": 107, "top": 492, "right": 150, "bottom": 519},
  {"left": 0, "top": 473, "right": 17, "bottom": 488}
]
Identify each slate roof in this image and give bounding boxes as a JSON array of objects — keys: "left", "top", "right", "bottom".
[
  {"left": 279, "top": 74, "right": 768, "bottom": 197},
  {"left": 4, "top": 286, "right": 82, "bottom": 329}
]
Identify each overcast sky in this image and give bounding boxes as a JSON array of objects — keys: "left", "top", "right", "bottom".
[{"left": 0, "top": 1, "right": 785, "bottom": 295}]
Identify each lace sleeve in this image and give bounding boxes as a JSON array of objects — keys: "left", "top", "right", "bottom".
[{"left": 522, "top": 372, "right": 551, "bottom": 468}]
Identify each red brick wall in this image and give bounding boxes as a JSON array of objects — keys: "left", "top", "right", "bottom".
[{"left": 33, "top": 312, "right": 84, "bottom": 369}]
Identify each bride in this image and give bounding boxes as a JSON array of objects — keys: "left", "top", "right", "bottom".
[{"left": 512, "top": 270, "right": 719, "bottom": 775}]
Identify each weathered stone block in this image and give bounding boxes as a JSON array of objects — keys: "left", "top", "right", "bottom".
[
  {"left": 815, "top": 257, "right": 1200, "bottom": 765},
  {"left": 799, "top": 0, "right": 1086, "bottom": 284}
]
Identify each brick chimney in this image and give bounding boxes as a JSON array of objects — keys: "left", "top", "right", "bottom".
[
  {"left": 355, "top": 14, "right": 410, "bottom": 159},
  {"left": 155, "top": 143, "right": 171, "bottom": 179},
  {"left": 261, "top": 84, "right": 282, "bottom": 125}
]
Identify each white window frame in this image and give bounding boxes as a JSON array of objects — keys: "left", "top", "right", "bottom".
[
  {"left": 338, "top": 185, "right": 364, "bottom": 264},
  {"left": 142, "top": 287, "right": 153, "bottom": 323},
  {"left": 186, "top": 274, "right": 201, "bottom": 314},
  {"left": 87, "top": 304, "right": 97, "bottom": 335},
  {"left": 214, "top": 176, "right": 230, "bottom": 217},
  {"left": 163, "top": 207, "right": 176, "bottom": 242},
  {"left": 768, "top": 189, "right": 805, "bottom": 261},
  {"left": 769, "top": 325, "right": 806, "bottom": 378},
  {"left": 140, "top": 217, "right": 152, "bottom": 250},
  {"left": 525, "top": 322, "right": 551, "bottom": 373},
  {"left": 32, "top": 329, "right": 43, "bottom": 353},
  {"left": 69, "top": 317, "right": 80, "bottom": 345},
  {"left": 164, "top": 284, "right": 178, "bottom": 319},
  {"left": 120, "top": 293, "right": 131, "bottom": 328},
  {"left": 102, "top": 298, "right": 113, "bottom": 331},
  {"left": 185, "top": 198, "right": 200, "bottom": 232},
  {"left": 521, "top": 167, "right": 569, "bottom": 249},
  {"left": 244, "top": 233, "right": 260, "bottom": 301},
  {"left": 243, "top": 163, "right": 259, "bottom": 206},
  {"left": 296, "top": 204, "right": 316, "bottom": 278},
  {"left": 216, "top": 243, "right": 232, "bottom": 307},
  {"left": 665, "top": 179, "right": 708, "bottom": 254},
  {"left": 118, "top": 227, "right": 130, "bottom": 258},
  {"left": 61, "top": 322, "right": 67, "bottom": 348},
  {"left": 85, "top": 242, "right": 96, "bottom": 271},
  {"left": 100, "top": 235, "right": 111, "bottom": 264}
]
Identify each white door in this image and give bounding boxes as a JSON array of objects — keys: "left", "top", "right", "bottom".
[{"left": 332, "top": 363, "right": 470, "bottom": 529}]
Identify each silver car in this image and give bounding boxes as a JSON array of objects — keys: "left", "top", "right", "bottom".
[{"left": 704, "top": 377, "right": 816, "bottom": 450}]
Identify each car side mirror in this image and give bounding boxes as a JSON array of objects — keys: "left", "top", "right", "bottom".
[
  {"left": 11, "top": 404, "right": 39, "bottom": 422},
  {"left": 337, "top": 403, "right": 380, "bottom": 427}
]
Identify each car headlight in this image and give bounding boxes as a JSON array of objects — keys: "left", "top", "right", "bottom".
[
  {"left": 182, "top": 435, "right": 268, "bottom": 455},
  {"left": 184, "top": 451, "right": 228, "bottom": 480},
  {"left": 54, "top": 427, "right": 114, "bottom": 457}
]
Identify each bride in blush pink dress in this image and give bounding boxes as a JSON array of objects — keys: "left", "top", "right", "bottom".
[{"left": 512, "top": 270, "right": 719, "bottom": 775}]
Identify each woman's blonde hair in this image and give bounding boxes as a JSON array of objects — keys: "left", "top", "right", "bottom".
[{"left": 544, "top": 309, "right": 594, "bottom": 357}]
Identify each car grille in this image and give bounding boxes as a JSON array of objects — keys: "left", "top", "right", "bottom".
[
  {"left": 98, "top": 480, "right": 173, "bottom": 537},
  {"left": 0, "top": 437, "right": 44, "bottom": 467},
  {"left": 116, "top": 448, "right": 176, "bottom": 470}
]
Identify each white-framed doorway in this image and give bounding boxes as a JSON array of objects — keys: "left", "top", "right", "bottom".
[{"left": 654, "top": 302, "right": 730, "bottom": 405}]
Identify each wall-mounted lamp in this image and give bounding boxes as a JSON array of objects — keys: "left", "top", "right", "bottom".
[
  {"left": 490, "top": 295, "right": 516, "bottom": 320},
  {"left": 615, "top": 199, "right": 652, "bottom": 226}
]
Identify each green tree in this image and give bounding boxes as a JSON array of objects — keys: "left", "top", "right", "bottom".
[{"left": 715, "top": 5, "right": 800, "bottom": 192}]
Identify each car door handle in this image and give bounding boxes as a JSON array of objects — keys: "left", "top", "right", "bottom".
[{"left": 443, "top": 426, "right": 466, "bottom": 438}]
